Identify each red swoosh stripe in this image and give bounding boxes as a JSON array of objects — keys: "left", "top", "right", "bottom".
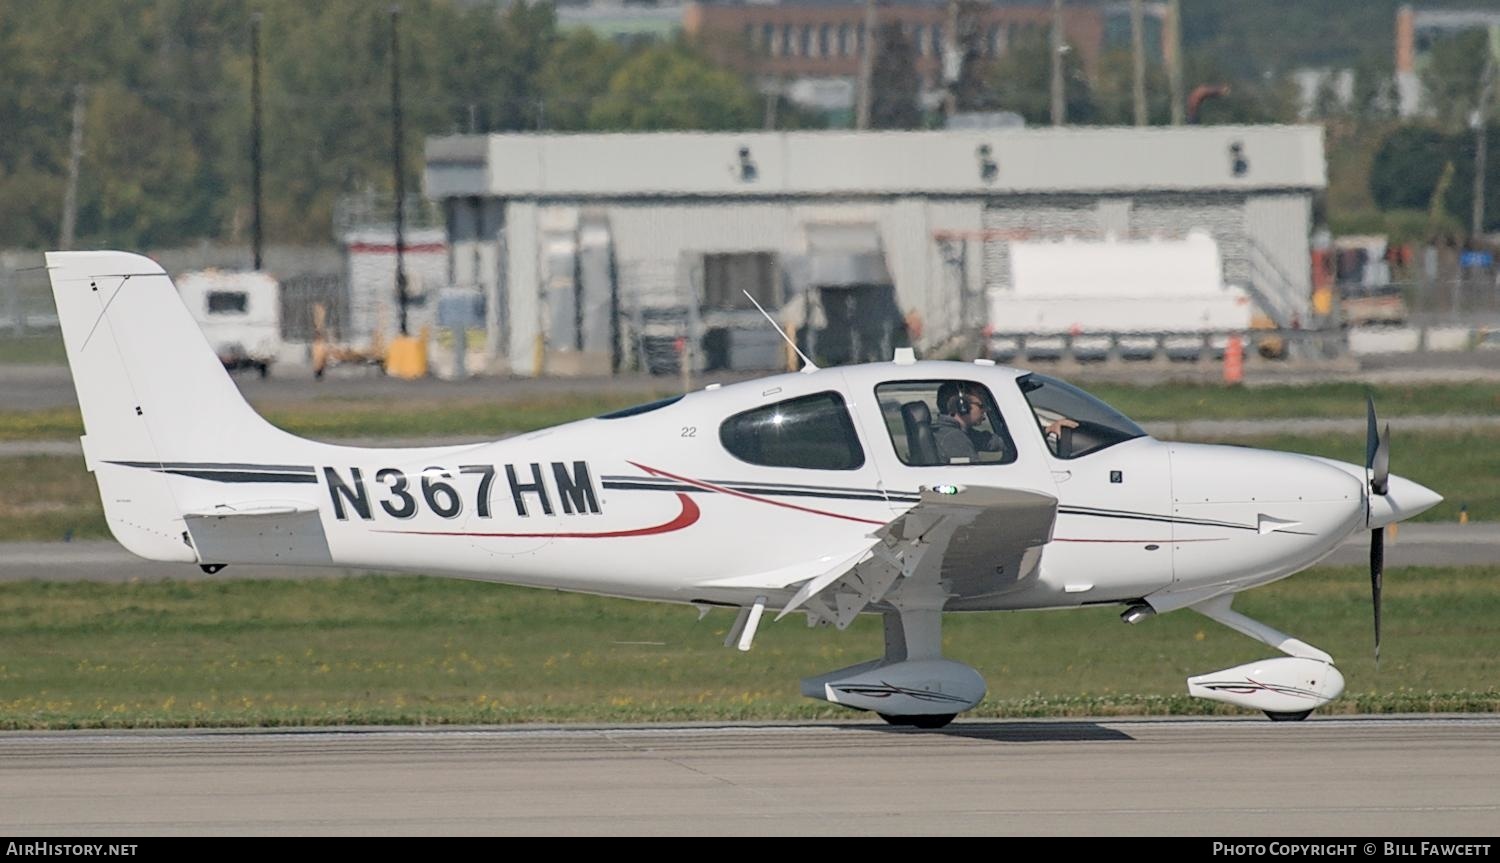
[
  {"left": 1053, "top": 537, "right": 1227, "bottom": 543},
  {"left": 630, "top": 461, "right": 888, "bottom": 526},
  {"left": 376, "top": 492, "right": 700, "bottom": 539}
]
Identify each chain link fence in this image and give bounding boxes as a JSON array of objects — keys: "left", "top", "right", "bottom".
[{"left": 0, "top": 251, "right": 58, "bottom": 336}]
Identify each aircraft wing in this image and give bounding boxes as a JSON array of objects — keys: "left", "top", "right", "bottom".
[{"left": 779, "top": 484, "right": 1057, "bottom": 629}]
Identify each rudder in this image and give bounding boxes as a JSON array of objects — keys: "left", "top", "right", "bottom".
[{"left": 47, "top": 251, "right": 311, "bottom": 562}]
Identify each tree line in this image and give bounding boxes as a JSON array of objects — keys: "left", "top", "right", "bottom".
[
  {"left": 0, "top": 0, "right": 770, "bottom": 250},
  {"left": 2, "top": 0, "right": 1497, "bottom": 251}
]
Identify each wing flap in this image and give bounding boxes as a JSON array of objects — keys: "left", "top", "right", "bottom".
[
  {"left": 893, "top": 486, "right": 1057, "bottom": 597},
  {"left": 695, "top": 543, "right": 876, "bottom": 591},
  {"left": 800, "top": 485, "right": 1057, "bottom": 625}
]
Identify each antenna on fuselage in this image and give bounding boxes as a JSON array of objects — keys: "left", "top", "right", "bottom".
[{"left": 742, "top": 290, "right": 818, "bottom": 373}]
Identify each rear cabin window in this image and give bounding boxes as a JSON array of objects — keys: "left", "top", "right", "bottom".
[
  {"left": 875, "top": 380, "right": 1017, "bottom": 466},
  {"left": 719, "top": 391, "right": 864, "bottom": 470},
  {"left": 207, "top": 291, "right": 248, "bottom": 314}
]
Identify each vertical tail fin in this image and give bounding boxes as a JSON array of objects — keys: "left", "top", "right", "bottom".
[{"left": 47, "top": 251, "right": 310, "bottom": 561}]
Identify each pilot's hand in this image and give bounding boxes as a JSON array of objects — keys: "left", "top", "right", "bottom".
[{"left": 1045, "top": 418, "right": 1079, "bottom": 438}]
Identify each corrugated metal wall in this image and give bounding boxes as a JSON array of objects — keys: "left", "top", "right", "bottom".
[
  {"left": 915, "top": 200, "right": 984, "bottom": 341},
  {"left": 504, "top": 201, "right": 540, "bottom": 375},
  {"left": 446, "top": 198, "right": 506, "bottom": 364},
  {"left": 606, "top": 202, "right": 798, "bottom": 309},
  {"left": 982, "top": 195, "right": 1103, "bottom": 293},
  {"left": 1244, "top": 193, "right": 1314, "bottom": 323},
  {"left": 344, "top": 227, "right": 447, "bottom": 346},
  {"left": 1129, "top": 192, "right": 1248, "bottom": 285},
  {"left": 982, "top": 190, "right": 1313, "bottom": 329}
]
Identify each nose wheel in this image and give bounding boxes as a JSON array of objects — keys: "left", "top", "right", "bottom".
[{"left": 1186, "top": 595, "right": 1345, "bottom": 719}]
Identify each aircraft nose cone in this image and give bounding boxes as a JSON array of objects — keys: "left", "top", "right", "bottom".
[
  {"left": 1370, "top": 474, "right": 1443, "bottom": 528},
  {"left": 1171, "top": 444, "right": 1365, "bottom": 505}
]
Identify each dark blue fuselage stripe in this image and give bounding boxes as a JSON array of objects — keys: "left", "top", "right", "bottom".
[
  {"left": 106, "top": 462, "right": 319, "bottom": 484},
  {"left": 602, "top": 480, "right": 904, "bottom": 504},
  {"left": 603, "top": 481, "right": 700, "bottom": 493},
  {"left": 1059, "top": 506, "right": 1256, "bottom": 532},
  {"left": 601, "top": 475, "right": 921, "bottom": 498},
  {"left": 107, "top": 460, "right": 316, "bottom": 474},
  {"left": 160, "top": 469, "right": 319, "bottom": 484}
]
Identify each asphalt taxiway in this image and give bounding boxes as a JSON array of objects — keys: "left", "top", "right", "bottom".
[{"left": 1, "top": 716, "right": 1495, "bottom": 835}]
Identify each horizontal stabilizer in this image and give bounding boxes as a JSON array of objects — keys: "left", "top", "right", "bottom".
[
  {"left": 184, "top": 506, "right": 334, "bottom": 567},
  {"left": 184, "top": 502, "right": 320, "bottom": 520}
]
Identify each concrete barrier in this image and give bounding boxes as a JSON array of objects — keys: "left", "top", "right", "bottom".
[
  {"left": 1348, "top": 327, "right": 1421, "bottom": 355},
  {"left": 1425, "top": 327, "right": 1473, "bottom": 352}
]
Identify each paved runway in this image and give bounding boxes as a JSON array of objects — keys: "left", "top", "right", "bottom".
[
  {"left": 0, "top": 716, "right": 1495, "bottom": 835},
  {"left": 4, "top": 524, "right": 1495, "bottom": 583}
]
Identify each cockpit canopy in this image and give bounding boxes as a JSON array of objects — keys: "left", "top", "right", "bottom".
[{"left": 1017, "top": 372, "right": 1147, "bottom": 459}]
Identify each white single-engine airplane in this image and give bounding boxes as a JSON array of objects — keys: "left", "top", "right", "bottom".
[{"left": 49, "top": 251, "right": 1442, "bottom": 728}]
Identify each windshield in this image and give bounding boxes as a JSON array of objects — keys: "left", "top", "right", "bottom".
[{"left": 1016, "top": 373, "right": 1146, "bottom": 459}]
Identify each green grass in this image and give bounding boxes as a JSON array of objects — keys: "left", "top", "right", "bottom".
[
  {"left": 3, "top": 381, "right": 1500, "bottom": 442},
  {"left": 0, "top": 566, "right": 1493, "bottom": 729},
  {"left": 0, "top": 333, "right": 66, "bottom": 365},
  {"left": 0, "top": 407, "right": 83, "bottom": 441},
  {"left": 1192, "top": 429, "right": 1498, "bottom": 523},
  {"left": 1090, "top": 381, "right": 1500, "bottom": 423},
  {"left": 0, "top": 454, "right": 107, "bottom": 541}
]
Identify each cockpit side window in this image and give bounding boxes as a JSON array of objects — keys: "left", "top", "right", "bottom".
[
  {"left": 874, "top": 380, "right": 1017, "bottom": 466},
  {"left": 1016, "top": 372, "right": 1146, "bottom": 459},
  {"left": 719, "top": 391, "right": 865, "bottom": 470}
]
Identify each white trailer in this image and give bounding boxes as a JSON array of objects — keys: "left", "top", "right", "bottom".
[
  {"left": 988, "top": 230, "right": 1252, "bottom": 360},
  {"left": 177, "top": 270, "right": 282, "bottom": 377}
]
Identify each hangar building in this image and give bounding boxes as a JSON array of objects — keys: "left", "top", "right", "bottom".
[{"left": 423, "top": 126, "right": 1325, "bottom": 376}]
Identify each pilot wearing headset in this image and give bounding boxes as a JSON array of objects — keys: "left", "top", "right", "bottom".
[{"left": 932, "top": 382, "right": 1008, "bottom": 464}]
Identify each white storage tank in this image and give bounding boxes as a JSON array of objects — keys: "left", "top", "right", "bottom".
[{"left": 989, "top": 230, "right": 1253, "bottom": 359}]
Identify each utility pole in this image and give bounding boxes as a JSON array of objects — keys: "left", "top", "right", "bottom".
[
  {"left": 390, "top": 5, "right": 409, "bottom": 336},
  {"left": 942, "top": 0, "right": 960, "bottom": 120},
  {"left": 1050, "top": 0, "right": 1065, "bottom": 126},
  {"left": 1130, "top": 0, "right": 1147, "bottom": 126},
  {"left": 855, "top": 0, "right": 878, "bottom": 130},
  {"left": 250, "top": 13, "right": 264, "bottom": 270},
  {"left": 1473, "top": 28, "right": 1499, "bottom": 238},
  {"left": 1476, "top": 60, "right": 1493, "bottom": 238},
  {"left": 1166, "top": 0, "right": 1184, "bottom": 125},
  {"left": 59, "top": 85, "right": 86, "bottom": 251}
]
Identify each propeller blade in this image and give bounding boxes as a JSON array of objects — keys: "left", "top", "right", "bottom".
[
  {"left": 1373, "top": 423, "right": 1390, "bottom": 496},
  {"left": 1371, "top": 527, "right": 1384, "bottom": 669},
  {"left": 1365, "top": 395, "right": 1379, "bottom": 472}
]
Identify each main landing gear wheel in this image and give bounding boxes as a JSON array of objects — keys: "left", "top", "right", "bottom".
[
  {"left": 879, "top": 713, "right": 957, "bottom": 729},
  {"left": 1264, "top": 709, "right": 1314, "bottom": 722}
]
